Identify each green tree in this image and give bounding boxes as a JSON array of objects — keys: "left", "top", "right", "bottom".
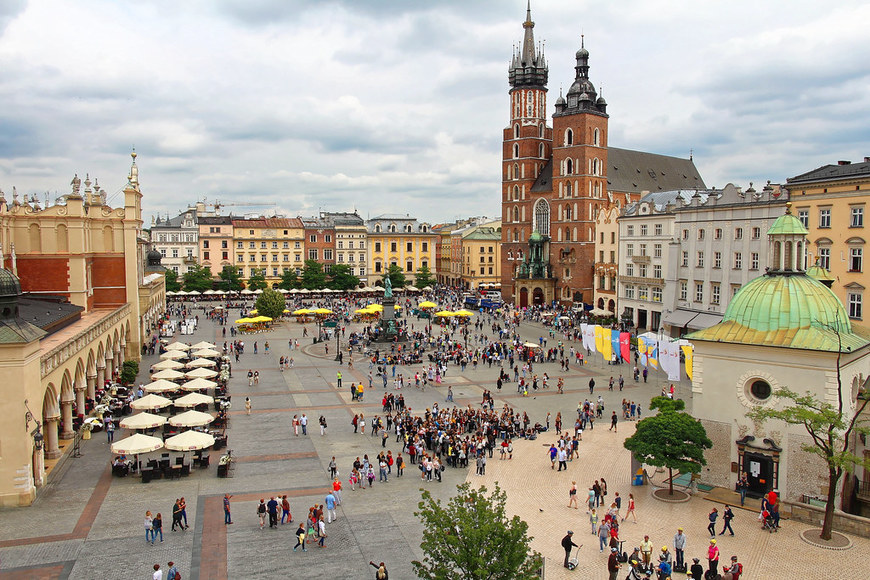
[
  {"left": 182, "top": 264, "right": 214, "bottom": 293},
  {"left": 276, "top": 268, "right": 300, "bottom": 290},
  {"left": 624, "top": 396, "right": 712, "bottom": 495},
  {"left": 383, "top": 263, "right": 406, "bottom": 289},
  {"left": 254, "top": 287, "right": 286, "bottom": 321},
  {"left": 328, "top": 263, "right": 360, "bottom": 291},
  {"left": 747, "top": 334, "right": 870, "bottom": 541},
  {"left": 164, "top": 269, "right": 181, "bottom": 293},
  {"left": 219, "top": 265, "right": 243, "bottom": 292},
  {"left": 120, "top": 360, "right": 139, "bottom": 386},
  {"left": 300, "top": 260, "right": 327, "bottom": 290},
  {"left": 414, "top": 264, "right": 436, "bottom": 289},
  {"left": 247, "top": 269, "right": 268, "bottom": 291},
  {"left": 412, "top": 482, "right": 542, "bottom": 580}
]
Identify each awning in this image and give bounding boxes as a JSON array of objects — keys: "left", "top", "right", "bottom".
[
  {"left": 685, "top": 312, "right": 723, "bottom": 330},
  {"left": 662, "top": 309, "right": 700, "bottom": 328}
]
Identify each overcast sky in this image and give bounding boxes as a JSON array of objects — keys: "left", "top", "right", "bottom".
[{"left": 1, "top": 0, "right": 868, "bottom": 225}]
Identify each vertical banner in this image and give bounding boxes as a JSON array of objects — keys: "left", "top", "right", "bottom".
[
  {"left": 638, "top": 339, "right": 648, "bottom": 367},
  {"left": 580, "top": 323, "right": 588, "bottom": 350},
  {"left": 600, "top": 328, "right": 612, "bottom": 362},
  {"left": 648, "top": 339, "right": 659, "bottom": 369},
  {"left": 611, "top": 332, "right": 621, "bottom": 364},
  {"left": 620, "top": 332, "right": 631, "bottom": 363},
  {"left": 664, "top": 341, "right": 681, "bottom": 381},
  {"left": 585, "top": 324, "right": 597, "bottom": 354},
  {"left": 594, "top": 325, "right": 604, "bottom": 355},
  {"left": 681, "top": 344, "right": 694, "bottom": 381}
]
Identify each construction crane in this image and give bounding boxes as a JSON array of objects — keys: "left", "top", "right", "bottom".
[{"left": 200, "top": 198, "right": 278, "bottom": 215}]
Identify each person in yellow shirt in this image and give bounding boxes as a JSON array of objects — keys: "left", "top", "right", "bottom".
[
  {"left": 357, "top": 383, "right": 364, "bottom": 402},
  {"left": 640, "top": 535, "right": 653, "bottom": 567}
]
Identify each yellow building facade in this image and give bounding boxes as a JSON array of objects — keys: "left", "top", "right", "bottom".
[
  {"left": 367, "top": 215, "right": 435, "bottom": 284},
  {"left": 787, "top": 159, "right": 870, "bottom": 326},
  {"left": 459, "top": 222, "right": 502, "bottom": 290},
  {"left": 232, "top": 218, "right": 305, "bottom": 285}
]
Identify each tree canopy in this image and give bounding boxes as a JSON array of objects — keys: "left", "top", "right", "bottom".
[
  {"left": 254, "top": 287, "right": 286, "bottom": 320},
  {"left": 164, "top": 269, "right": 181, "bottom": 292},
  {"left": 247, "top": 268, "right": 268, "bottom": 291},
  {"left": 276, "top": 268, "right": 300, "bottom": 290},
  {"left": 624, "top": 396, "right": 711, "bottom": 495},
  {"left": 383, "top": 264, "right": 406, "bottom": 289},
  {"left": 328, "top": 263, "right": 360, "bottom": 291},
  {"left": 300, "top": 260, "right": 327, "bottom": 290},
  {"left": 219, "top": 265, "right": 243, "bottom": 292},
  {"left": 182, "top": 264, "right": 214, "bottom": 293},
  {"left": 412, "top": 482, "right": 542, "bottom": 580},
  {"left": 414, "top": 264, "right": 436, "bottom": 289}
]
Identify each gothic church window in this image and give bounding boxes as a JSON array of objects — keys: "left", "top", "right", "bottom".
[
  {"left": 565, "top": 129, "right": 573, "bottom": 146},
  {"left": 534, "top": 199, "right": 550, "bottom": 237}
]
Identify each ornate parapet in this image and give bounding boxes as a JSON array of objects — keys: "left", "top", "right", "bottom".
[{"left": 39, "top": 304, "right": 130, "bottom": 378}]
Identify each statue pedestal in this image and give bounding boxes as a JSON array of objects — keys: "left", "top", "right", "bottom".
[{"left": 373, "top": 296, "right": 406, "bottom": 343}]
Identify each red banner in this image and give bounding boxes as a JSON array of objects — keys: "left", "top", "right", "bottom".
[{"left": 620, "top": 332, "right": 631, "bottom": 362}]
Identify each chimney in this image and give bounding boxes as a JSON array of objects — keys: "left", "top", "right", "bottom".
[{"left": 838, "top": 160, "right": 851, "bottom": 165}]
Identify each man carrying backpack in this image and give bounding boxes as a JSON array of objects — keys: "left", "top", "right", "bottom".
[{"left": 722, "top": 555, "right": 743, "bottom": 580}]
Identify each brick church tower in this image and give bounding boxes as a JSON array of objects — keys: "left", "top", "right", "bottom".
[
  {"left": 500, "top": 3, "right": 552, "bottom": 303},
  {"left": 501, "top": 5, "right": 611, "bottom": 307}
]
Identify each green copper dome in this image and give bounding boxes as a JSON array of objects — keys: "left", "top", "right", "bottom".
[
  {"left": 688, "top": 273, "right": 868, "bottom": 352},
  {"left": 805, "top": 261, "right": 835, "bottom": 284},
  {"left": 766, "top": 208, "right": 808, "bottom": 236}
]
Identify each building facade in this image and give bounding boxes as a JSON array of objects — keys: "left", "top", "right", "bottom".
[
  {"left": 663, "top": 183, "right": 788, "bottom": 336},
  {"left": 326, "top": 212, "right": 368, "bottom": 282},
  {"left": 0, "top": 152, "right": 161, "bottom": 506},
  {"left": 198, "top": 216, "right": 234, "bottom": 277},
  {"left": 301, "top": 216, "right": 335, "bottom": 272},
  {"left": 366, "top": 214, "right": 435, "bottom": 284},
  {"left": 500, "top": 7, "right": 705, "bottom": 307},
  {"left": 786, "top": 158, "right": 870, "bottom": 326},
  {"left": 593, "top": 205, "right": 620, "bottom": 315},
  {"left": 231, "top": 218, "right": 305, "bottom": 284},
  {"left": 459, "top": 221, "right": 502, "bottom": 290},
  {"left": 150, "top": 205, "right": 208, "bottom": 275}
]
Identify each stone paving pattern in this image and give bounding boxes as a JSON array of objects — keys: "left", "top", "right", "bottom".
[{"left": 0, "top": 305, "right": 866, "bottom": 579}]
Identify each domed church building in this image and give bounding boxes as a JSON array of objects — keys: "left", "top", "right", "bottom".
[{"left": 688, "top": 204, "right": 870, "bottom": 505}]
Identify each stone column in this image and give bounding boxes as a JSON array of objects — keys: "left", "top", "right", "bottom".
[
  {"left": 75, "top": 384, "right": 86, "bottom": 418},
  {"left": 43, "top": 417, "right": 61, "bottom": 460},
  {"left": 60, "top": 399, "right": 75, "bottom": 440},
  {"left": 86, "top": 372, "right": 97, "bottom": 400},
  {"left": 113, "top": 349, "right": 121, "bottom": 373},
  {"left": 96, "top": 363, "right": 105, "bottom": 391}
]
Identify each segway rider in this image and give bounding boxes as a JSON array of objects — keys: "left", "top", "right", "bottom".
[
  {"left": 707, "top": 539, "right": 720, "bottom": 577},
  {"left": 659, "top": 545, "right": 672, "bottom": 566},
  {"left": 673, "top": 528, "right": 687, "bottom": 571},
  {"left": 722, "top": 555, "right": 743, "bottom": 580},
  {"left": 561, "top": 530, "right": 577, "bottom": 568},
  {"left": 656, "top": 553, "right": 672, "bottom": 580},
  {"left": 607, "top": 547, "right": 621, "bottom": 580},
  {"left": 689, "top": 557, "right": 703, "bottom": 580}
]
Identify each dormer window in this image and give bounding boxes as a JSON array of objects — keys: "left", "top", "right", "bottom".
[{"left": 375, "top": 225, "right": 381, "bottom": 233}]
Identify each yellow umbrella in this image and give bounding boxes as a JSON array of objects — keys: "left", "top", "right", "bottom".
[
  {"left": 283, "top": 309, "right": 290, "bottom": 313},
  {"left": 418, "top": 301, "right": 437, "bottom": 308},
  {"left": 312, "top": 308, "right": 333, "bottom": 315},
  {"left": 367, "top": 304, "right": 384, "bottom": 311},
  {"left": 434, "top": 311, "right": 455, "bottom": 317},
  {"left": 249, "top": 309, "right": 258, "bottom": 315},
  {"left": 354, "top": 308, "right": 370, "bottom": 314},
  {"left": 292, "top": 309, "right": 311, "bottom": 315},
  {"left": 454, "top": 309, "right": 475, "bottom": 317},
  {"left": 251, "top": 315, "right": 272, "bottom": 322},
  {"left": 235, "top": 317, "right": 254, "bottom": 324},
  {"left": 394, "top": 305, "right": 402, "bottom": 310}
]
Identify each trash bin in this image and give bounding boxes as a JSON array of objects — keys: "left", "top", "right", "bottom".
[{"left": 633, "top": 473, "right": 644, "bottom": 486}]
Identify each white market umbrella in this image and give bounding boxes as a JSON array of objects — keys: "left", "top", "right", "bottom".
[
  {"left": 192, "top": 348, "right": 221, "bottom": 358},
  {"left": 152, "top": 359, "right": 185, "bottom": 371},
  {"left": 164, "top": 430, "right": 215, "bottom": 451},
  {"left": 120, "top": 412, "right": 167, "bottom": 430},
  {"left": 186, "top": 357, "right": 217, "bottom": 368},
  {"left": 131, "top": 394, "right": 172, "bottom": 410},
  {"left": 241, "top": 288, "right": 253, "bottom": 295},
  {"left": 160, "top": 350, "right": 188, "bottom": 360},
  {"left": 174, "top": 392, "right": 215, "bottom": 408},
  {"left": 191, "top": 341, "right": 216, "bottom": 350},
  {"left": 165, "top": 341, "right": 191, "bottom": 351},
  {"left": 151, "top": 369, "right": 186, "bottom": 381},
  {"left": 203, "top": 290, "right": 215, "bottom": 295},
  {"left": 169, "top": 410, "right": 215, "bottom": 428},
  {"left": 180, "top": 377, "right": 218, "bottom": 391},
  {"left": 111, "top": 433, "right": 164, "bottom": 455},
  {"left": 186, "top": 367, "right": 218, "bottom": 379},
  {"left": 166, "top": 291, "right": 176, "bottom": 296},
  {"left": 144, "top": 379, "right": 181, "bottom": 393}
]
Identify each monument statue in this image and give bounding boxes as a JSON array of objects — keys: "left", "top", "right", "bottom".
[{"left": 384, "top": 274, "right": 392, "bottom": 298}]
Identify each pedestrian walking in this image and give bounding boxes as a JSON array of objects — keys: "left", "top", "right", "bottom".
[
  {"left": 166, "top": 562, "right": 179, "bottom": 580},
  {"left": 281, "top": 495, "right": 292, "bottom": 524},
  {"left": 623, "top": 493, "right": 637, "bottom": 523},
  {"left": 589, "top": 508, "right": 598, "bottom": 534},
  {"left": 720, "top": 505, "right": 735, "bottom": 536},
  {"left": 223, "top": 494, "right": 233, "bottom": 524},
  {"left": 245, "top": 397, "right": 251, "bottom": 415},
  {"left": 294, "top": 523, "right": 307, "bottom": 551},
  {"left": 106, "top": 420, "right": 115, "bottom": 443},
  {"left": 736, "top": 473, "right": 748, "bottom": 506},
  {"left": 319, "top": 415, "right": 327, "bottom": 436},
  {"left": 257, "top": 499, "right": 267, "bottom": 530},
  {"left": 300, "top": 413, "right": 308, "bottom": 435},
  {"left": 325, "top": 491, "right": 337, "bottom": 523},
  {"left": 152, "top": 513, "right": 164, "bottom": 543},
  {"left": 152, "top": 564, "right": 162, "bottom": 580},
  {"left": 145, "top": 511, "right": 154, "bottom": 543},
  {"left": 568, "top": 481, "right": 579, "bottom": 509},
  {"left": 609, "top": 411, "right": 618, "bottom": 432},
  {"left": 707, "top": 507, "right": 719, "bottom": 537},
  {"left": 267, "top": 496, "right": 279, "bottom": 528}
]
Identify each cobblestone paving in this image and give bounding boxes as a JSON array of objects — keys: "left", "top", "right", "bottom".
[{"left": 0, "top": 306, "right": 863, "bottom": 579}]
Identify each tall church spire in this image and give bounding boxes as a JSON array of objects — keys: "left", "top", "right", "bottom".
[{"left": 509, "top": 1, "right": 547, "bottom": 89}]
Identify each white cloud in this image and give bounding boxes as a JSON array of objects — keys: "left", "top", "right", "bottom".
[{"left": 0, "top": 0, "right": 867, "bottom": 222}]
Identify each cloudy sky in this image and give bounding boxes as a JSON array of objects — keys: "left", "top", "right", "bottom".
[{"left": 1, "top": 0, "right": 868, "bottom": 225}]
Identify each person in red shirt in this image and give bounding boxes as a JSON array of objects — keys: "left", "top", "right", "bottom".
[
  {"left": 723, "top": 555, "right": 743, "bottom": 580},
  {"left": 707, "top": 539, "right": 720, "bottom": 577}
]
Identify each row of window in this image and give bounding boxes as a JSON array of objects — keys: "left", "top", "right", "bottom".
[
  {"left": 623, "top": 285, "right": 663, "bottom": 302},
  {"left": 798, "top": 206, "right": 864, "bottom": 229},
  {"left": 681, "top": 226, "right": 762, "bottom": 241},
  {"left": 236, "top": 240, "right": 301, "bottom": 250},
  {"left": 678, "top": 281, "right": 735, "bottom": 304},
  {"left": 626, "top": 224, "right": 664, "bottom": 237},
  {"left": 235, "top": 266, "right": 368, "bottom": 278},
  {"left": 373, "top": 241, "right": 429, "bottom": 253},
  {"left": 372, "top": 224, "right": 429, "bottom": 233},
  {"left": 677, "top": 250, "right": 761, "bottom": 270},
  {"left": 625, "top": 243, "right": 663, "bottom": 258},
  {"left": 624, "top": 263, "right": 663, "bottom": 278},
  {"left": 157, "top": 234, "right": 196, "bottom": 243},
  {"left": 466, "top": 267, "right": 496, "bottom": 276},
  {"left": 372, "top": 261, "right": 429, "bottom": 273},
  {"left": 202, "top": 240, "right": 229, "bottom": 249},
  {"left": 238, "top": 254, "right": 302, "bottom": 263}
]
